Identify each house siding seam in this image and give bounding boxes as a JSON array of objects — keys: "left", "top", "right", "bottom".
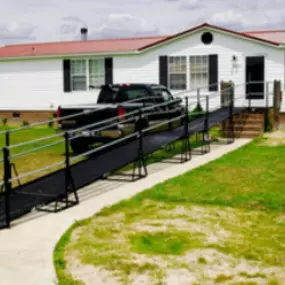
[{"left": 0, "top": 30, "right": 284, "bottom": 112}]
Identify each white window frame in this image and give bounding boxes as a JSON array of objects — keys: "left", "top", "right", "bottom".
[
  {"left": 71, "top": 59, "right": 87, "bottom": 91},
  {"left": 88, "top": 59, "right": 105, "bottom": 89},
  {"left": 70, "top": 58, "right": 105, "bottom": 92},
  {"left": 168, "top": 56, "right": 187, "bottom": 90},
  {"left": 189, "top": 55, "right": 209, "bottom": 90}
]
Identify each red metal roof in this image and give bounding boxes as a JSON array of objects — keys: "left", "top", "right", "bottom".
[
  {"left": 0, "top": 35, "right": 168, "bottom": 58},
  {"left": 243, "top": 30, "right": 285, "bottom": 44},
  {"left": 0, "top": 23, "right": 284, "bottom": 59}
]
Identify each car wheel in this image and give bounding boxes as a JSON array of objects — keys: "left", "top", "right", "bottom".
[
  {"left": 70, "top": 138, "right": 91, "bottom": 155},
  {"left": 135, "top": 118, "right": 149, "bottom": 132}
]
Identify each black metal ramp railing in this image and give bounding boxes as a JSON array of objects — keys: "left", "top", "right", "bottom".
[{"left": 0, "top": 81, "right": 275, "bottom": 229}]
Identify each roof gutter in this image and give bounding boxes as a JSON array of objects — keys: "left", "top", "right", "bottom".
[{"left": 0, "top": 50, "right": 140, "bottom": 61}]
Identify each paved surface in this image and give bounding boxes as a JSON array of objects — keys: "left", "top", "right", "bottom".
[{"left": 0, "top": 139, "right": 251, "bottom": 285}]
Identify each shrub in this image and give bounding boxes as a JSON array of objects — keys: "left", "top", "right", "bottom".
[
  {"left": 2, "top": 118, "right": 8, "bottom": 126},
  {"left": 22, "top": 120, "right": 30, "bottom": 126},
  {"left": 189, "top": 103, "right": 205, "bottom": 120},
  {"left": 48, "top": 117, "right": 54, "bottom": 128}
]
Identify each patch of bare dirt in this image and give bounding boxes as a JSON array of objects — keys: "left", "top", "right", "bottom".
[
  {"left": 67, "top": 256, "right": 121, "bottom": 285},
  {"left": 263, "top": 131, "right": 285, "bottom": 145},
  {"left": 65, "top": 203, "right": 285, "bottom": 285}
]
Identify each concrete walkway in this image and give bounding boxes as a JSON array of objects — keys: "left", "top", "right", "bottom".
[{"left": 0, "top": 139, "right": 250, "bottom": 285}]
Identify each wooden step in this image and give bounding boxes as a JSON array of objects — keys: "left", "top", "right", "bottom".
[
  {"left": 234, "top": 113, "right": 264, "bottom": 119},
  {"left": 232, "top": 118, "right": 264, "bottom": 125},
  {"left": 221, "top": 130, "right": 262, "bottom": 138},
  {"left": 224, "top": 124, "right": 263, "bottom": 132},
  {"left": 223, "top": 120, "right": 264, "bottom": 128}
]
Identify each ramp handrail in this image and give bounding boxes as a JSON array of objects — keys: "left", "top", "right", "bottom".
[
  {"left": 1, "top": 80, "right": 274, "bottom": 155},
  {"left": 0, "top": 80, "right": 277, "bottom": 229},
  {"left": 0, "top": 95, "right": 165, "bottom": 135},
  {"left": 2, "top": 80, "right": 272, "bottom": 153}
]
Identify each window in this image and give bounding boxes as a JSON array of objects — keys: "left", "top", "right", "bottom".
[
  {"left": 71, "top": 59, "right": 105, "bottom": 91},
  {"left": 71, "top": 60, "right": 87, "bottom": 91},
  {"left": 153, "top": 88, "right": 173, "bottom": 102},
  {"left": 89, "top": 59, "right": 105, "bottom": 88},
  {"left": 168, "top": 56, "right": 187, "bottom": 90},
  {"left": 190, "top": 56, "right": 209, "bottom": 89}
]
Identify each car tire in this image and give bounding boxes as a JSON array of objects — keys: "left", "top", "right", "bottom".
[
  {"left": 135, "top": 118, "right": 149, "bottom": 132},
  {"left": 70, "top": 138, "right": 91, "bottom": 155}
]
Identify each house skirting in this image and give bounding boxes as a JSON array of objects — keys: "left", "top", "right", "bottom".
[{"left": 0, "top": 110, "right": 56, "bottom": 124}]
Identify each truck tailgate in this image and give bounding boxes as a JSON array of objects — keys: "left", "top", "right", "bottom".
[{"left": 58, "top": 105, "right": 118, "bottom": 130}]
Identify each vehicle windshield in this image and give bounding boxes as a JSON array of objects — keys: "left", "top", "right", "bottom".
[{"left": 153, "top": 88, "right": 173, "bottom": 102}]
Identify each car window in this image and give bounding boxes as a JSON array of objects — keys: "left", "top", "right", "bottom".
[
  {"left": 116, "top": 88, "right": 149, "bottom": 102},
  {"left": 97, "top": 86, "right": 119, "bottom": 103},
  {"left": 125, "top": 89, "right": 149, "bottom": 100},
  {"left": 153, "top": 89, "right": 173, "bottom": 101}
]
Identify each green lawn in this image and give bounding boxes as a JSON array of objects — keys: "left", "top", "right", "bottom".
[
  {"left": 0, "top": 126, "right": 67, "bottom": 186},
  {"left": 0, "top": 124, "right": 219, "bottom": 188},
  {"left": 54, "top": 137, "right": 285, "bottom": 285}
]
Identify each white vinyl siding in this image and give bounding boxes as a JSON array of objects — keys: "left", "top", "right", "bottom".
[
  {"left": 115, "top": 30, "right": 284, "bottom": 111},
  {"left": 0, "top": 29, "right": 284, "bottom": 111}
]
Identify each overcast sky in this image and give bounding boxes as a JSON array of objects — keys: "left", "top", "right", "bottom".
[{"left": 0, "top": 0, "right": 285, "bottom": 45}]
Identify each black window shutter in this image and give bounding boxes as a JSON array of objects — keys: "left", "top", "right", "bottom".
[
  {"left": 63, "top": 60, "right": 71, "bottom": 92},
  {"left": 159, "top": 56, "right": 168, "bottom": 87},
  {"left": 105, "top": 58, "right": 113, "bottom": 84},
  {"left": 209, "top": 54, "right": 218, "bottom": 91}
]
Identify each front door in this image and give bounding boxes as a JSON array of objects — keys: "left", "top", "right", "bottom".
[{"left": 246, "top": 56, "right": 265, "bottom": 99}]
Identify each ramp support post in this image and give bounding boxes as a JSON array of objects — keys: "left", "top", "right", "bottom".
[
  {"left": 264, "top": 82, "right": 270, "bottom": 132},
  {"left": 3, "top": 143, "right": 11, "bottom": 228},
  {"left": 64, "top": 132, "right": 78, "bottom": 207},
  {"left": 37, "top": 132, "right": 79, "bottom": 213},
  {"left": 197, "top": 88, "right": 201, "bottom": 110},
  {"left": 202, "top": 95, "right": 211, "bottom": 154},
  {"left": 181, "top": 97, "right": 191, "bottom": 163},
  {"left": 228, "top": 81, "right": 235, "bottom": 144},
  {"left": 272, "top": 80, "right": 281, "bottom": 131},
  {"left": 132, "top": 109, "right": 147, "bottom": 180}
]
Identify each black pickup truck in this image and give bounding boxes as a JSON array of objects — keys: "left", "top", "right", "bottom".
[{"left": 57, "top": 84, "right": 184, "bottom": 154}]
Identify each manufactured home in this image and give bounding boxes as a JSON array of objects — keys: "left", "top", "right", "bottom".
[{"left": 0, "top": 23, "right": 284, "bottom": 121}]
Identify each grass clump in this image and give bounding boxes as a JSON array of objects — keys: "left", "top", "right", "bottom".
[
  {"left": 215, "top": 274, "right": 233, "bottom": 283},
  {"left": 48, "top": 116, "right": 55, "bottom": 128},
  {"left": 239, "top": 272, "right": 266, "bottom": 279},
  {"left": 53, "top": 223, "right": 84, "bottom": 285},
  {"left": 197, "top": 256, "right": 207, "bottom": 264},
  {"left": 267, "top": 280, "right": 281, "bottom": 285},
  {"left": 130, "top": 231, "right": 202, "bottom": 256},
  {"left": 2, "top": 118, "right": 7, "bottom": 126},
  {"left": 231, "top": 281, "right": 259, "bottom": 285},
  {"left": 21, "top": 120, "right": 30, "bottom": 126}
]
